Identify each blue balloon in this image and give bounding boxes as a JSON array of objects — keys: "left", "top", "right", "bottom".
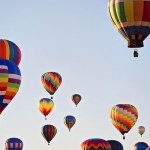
[
  {"left": 134, "top": 142, "right": 148, "bottom": 150},
  {"left": 107, "top": 140, "right": 123, "bottom": 150}
]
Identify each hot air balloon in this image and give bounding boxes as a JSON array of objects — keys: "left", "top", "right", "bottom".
[
  {"left": 41, "top": 124, "right": 57, "bottom": 145},
  {"left": 134, "top": 142, "right": 149, "bottom": 150},
  {"left": 38, "top": 98, "right": 54, "bottom": 120},
  {"left": 0, "top": 59, "right": 21, "bottom": 115},
  {"left": 72, "top": 94, "right": 81, "bottom": 107},
  {"left": 146, "top": 147, "right": 150, "bottom": 150},
  {"left": 107, "top": 140, "right": 123, "bottom": 150},
  {"left": 41, "top": 72, "right": 62, "bottom": 99},
  {"left": 5, "top": 137, "right": 23, "bottom": 150},
  {"left": 110, "top": 104, "right": 138, "bottom": 139},
  {"left": 0, "top": 39, "right": 21, "bottom": 66},
  {"left": 138, "top": 126, "right": 145, "bottom": 137},
  {"left": 81, "top": 138, "right": 111, "bottom": 150},
  {"left": 64, "top": 115, "right": 76, "bottom": 131},
  {"left": 108, "top": 0, "right": 150, "bottom": 57}
]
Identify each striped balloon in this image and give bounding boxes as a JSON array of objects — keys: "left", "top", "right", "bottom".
[
  {"left": 5, "top": 137, "right": 23, "bottom": 150},
  {"left": 0, "top": 59, "right": 21, "bottom": 115},
  {"left": 108, "top": 0, "right": 150, "bottom": 48},
  {"left": 110, "top": 104, "right": 138, "bottom": 139},
  {"left": 41, "top": 124, "right": 57, "bottom": 145},
  {"left": 41, "top": 72, "right": 62, "bottom": 97},
  {"left": 81, "top": 138, "right": 111, "bottom": 150},
  {"left": 64, "top": 115, "right": 76, "bottom": 131},
  {"left": 38, "top": 98, "right": 54, "bottom": 120},
  {"left": 0, "top": 39, "right": 21, "bottom": 66},
  {"left": 134, "top": 142, "right": 149, "bottom": 150}
]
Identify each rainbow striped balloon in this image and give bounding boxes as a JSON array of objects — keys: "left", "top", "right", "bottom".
[
  {"left": 0, "top": 39, "right": 21, "bottom": 66},
  {"left": 110, "top": 104, "right": 138, "bottom": 139},
  {"left": 41, "top": 124, "right": 57, "bottom": 145},
  {"left": 5, "top": 137, "right": 23, "bottom": 150},
  {"left": 0, "top": 59, "right": 21, "bottom": 114},
  {"left": 81, "top": 138, "right": 111, "bottom": 150},
  {"left": 38, "top": 98, "right": 54, "bottom": 119},
  {"left": 41, "top": 72, "right": 62, "bottom": 96},
  {"left": 108, "top": 0, "right": 150, "bottom": 48},
  {"left": 64, "top": 115, "right": 76, "bottom": 131}
]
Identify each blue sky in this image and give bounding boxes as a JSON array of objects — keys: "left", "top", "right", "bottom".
[{"left": 0, "top": 1, "right": 150, "bottom": 149}]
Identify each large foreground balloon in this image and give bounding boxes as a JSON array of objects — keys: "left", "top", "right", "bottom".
[
  {"left": 38, "top": 98, "right": 54, "bottom": 120},
  {"left": 0, "top": 59, "right": 21, "bottom": 114},
  {"left": 64, "top": 115, "right": 76, "bottom": 131},
  {"left": 5, "top": 137, "right": 23, "bottom": 150},
  {"left": 108, "top": 0, "right": 150, "bottom": 57},
  {"left": 134, "top": 142, "right": 149, "bottom": 150},
  {"left": 81, "top": 138, "right": 111, "bottom": 150},
  {"left": 110, "top": 104, "right": 138, "bottom": 139},
  {"left": 107, "top": 140, "right": 123, "bottom": 150},
  {"left": 41, "top": 124, "right": 57, "bottom": 145},
  {"left": 41, "top": 72, "right": 62, "bottom": 99},
  {"left": 0, "top": 39, "right": 21, "bottom": 66},
  {"left": 72, "top": 94, "right": 81, "bottom": 107},
  {"left": 138, "top": 126, "right": 145, "bottom": 137}
]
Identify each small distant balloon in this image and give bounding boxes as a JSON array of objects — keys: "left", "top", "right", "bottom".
[
  {"left": 81, "top": 138, "right": 111, "bottom": 150},
  {"left": 41, "top": 124, "right": 57, "bottom": 145},
  {"left": 110, "top": 104, "right": 138, "bottom": 139},
  {"left": 0, "top": 59, "right": 21, "bottom": 115},
  {"left": 134, "top": 142, "right": 149, "bottom": 150},
  {"left": 0, "top": 39, "right": 21, "bottom": 66},
  {"left": 64, "top": 115, "right": 76, "bottom": 131},
  {"left": 38, "top": 98, "right": 54, "bottom": 120},
  {"left": 107, "top": 140, "right": 123, "bottom": 150},
  {"left": 138, "top": 126, "right": 145, "bottom": 137},
  {"left": 5, "top": 137, "right": 23, "bottom": 150},
  {"left": 41, "top": 72, "right": 62, "bottom": 99},
  {"left": 72, "top": 94, "right": 81, "bottom": 107}
]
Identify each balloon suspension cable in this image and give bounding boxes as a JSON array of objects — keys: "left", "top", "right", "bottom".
[
  {"left": 69, "top": 128, "right": 71, "bottom": 132},
  {"left": 45, "top": 116, "right": 47, "bottom": 120}
]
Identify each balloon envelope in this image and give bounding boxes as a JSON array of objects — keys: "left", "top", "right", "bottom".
[
  {"left": 5, "top": 137, "right": 23, "bottom": 150},
  {"left": 107, "top": 140, "right": 123, "bottom": 150},
  {"left": 138, "top": 126, "right": 145, "bottom": 136},
  {"left": 41, "top": 124, "right": 57, "bottom": 144},
  {"left": 108, "top": 0, "right": 150, "bottom": 48},
  {"left": 134, "top": 142, "right": 149, "bottom": 150},
  {"left": 0, "top": 59, "right": 21, "bottom": 114},
  {"left": 72, "top": 94, "right": 81, "bottom": 106},
  {"left": 38, "top": 98, "right": 54, "bottom": 119},
  {"left": 41, "top": 72, "right": 62, "bottom": 96},
  {"left": 0, "top": 39, "right": 21, "bottom": 66},
  {"left": 110, "top": 104, "right": 138, "bottom": 139},
  {"left": 64, "top": 115, "right": 76, "bottom": 131},
  {"left": 81, "top": 138, "right": 111, "bottom": 150}
]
